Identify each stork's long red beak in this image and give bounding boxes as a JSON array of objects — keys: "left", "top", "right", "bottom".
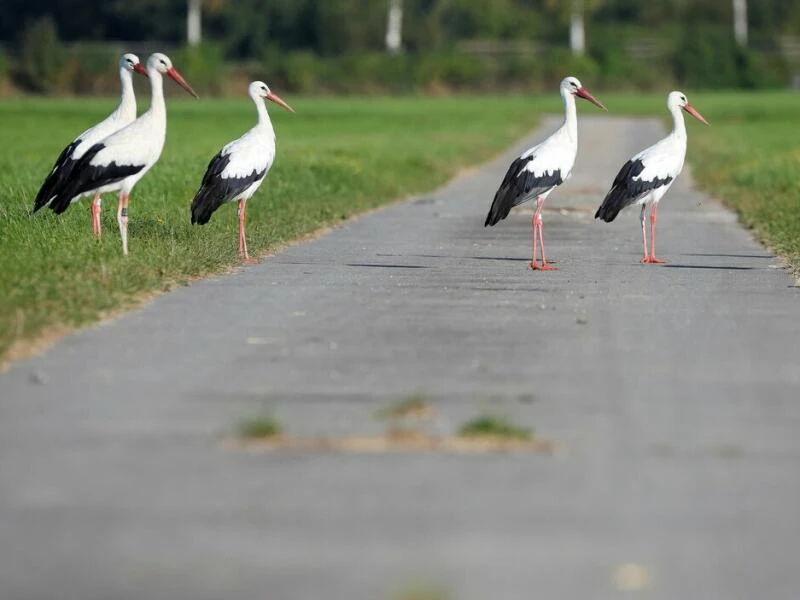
[
  {"left": 166, "top": 67, "right": 199, "bottom": 99},
  {"left": 266, "top": 91, "right": 295, "bottom": 113},
  {"left": 133, "top": 63, "right": 147, "bottom": 76},
  {"left": 683, "top": 103, "right": 709, "bottom": 125},
  {"left": 576, "top": 87, "right": 607, "bottom": 110}
]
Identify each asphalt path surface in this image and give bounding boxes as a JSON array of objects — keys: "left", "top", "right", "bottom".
[{"left": 1, "top": 116, "right": 799, "bottom": 599}]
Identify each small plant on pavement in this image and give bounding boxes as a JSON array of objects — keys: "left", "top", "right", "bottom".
[
  {"left": 237, "top": 414, "right": 283, "bottom": 439},
  {"left": 457, "top": 414, "right": 532, "bottom": 441}
]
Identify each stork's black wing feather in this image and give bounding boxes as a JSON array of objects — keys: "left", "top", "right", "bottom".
[
  {"left": 190, "top": 151, "right": 266, "bottom": 225},
  {"left": 47, "top": 142, "right": 144, "bottom": 214},
  {"left": 32, "top": 139, "right": 82, "bottom": 213},
  {"left": 594, "top": 159, "right": 673, "bottom": 223},
  {"left": 484, "top": 155, "right": 562, "bottom": 227}
]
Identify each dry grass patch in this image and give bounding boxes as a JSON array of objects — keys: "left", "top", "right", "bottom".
[
  {"left": 226, "top": 429, "right": 553, "bottom": 454},
  {"left": 375, "top": 393, "right": 435, "bottom": 421}
]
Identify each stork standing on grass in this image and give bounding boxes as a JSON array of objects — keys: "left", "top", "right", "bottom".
[
  {"left": 594, "top": 91, "right": 709, "bottom": 263},
  {"left": 484, "top": 76, "right": 606, "bottom": 270},
  {"left": 32, "top": 54, "right": 146, "bottom": 237},
  {"left": 47, "top": 53, "right": 198, "bottom": 255},
  {"left": 190, "top": 80, "right": 294, "bottom": 263}
]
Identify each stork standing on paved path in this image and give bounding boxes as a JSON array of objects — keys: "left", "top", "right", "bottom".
[
  {"left": 32, "top": 54, "right": 146, "bottom": 237},
  {"left": 46, "top": 53, "right": 198, "bottom": 255},
  {"left": 190, "top": 81, "right": 294, "bottom": 263},
  {"left": 484, "top": 76, "right": 606, "bottom": 270},
  {"left": 594, "top": 91, "right": 709, "bottom": 263}
]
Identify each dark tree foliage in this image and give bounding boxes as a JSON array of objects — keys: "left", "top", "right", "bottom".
[
  {"left": 15, "top": 15, "right": 63, "bottom": 92},
  {"left": 1, "top": 0, "right": 798, "bottom": 92},
  {"left": 2, "top": 0, "right": 796, "bottom": 54}
]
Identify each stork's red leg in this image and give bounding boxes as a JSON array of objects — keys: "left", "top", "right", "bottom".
[
  {"left": 643, "top": 203, "right": 667, "bottom": 264},
  {"left": 639, "top": 204, "right": 649, "bottom": 263},
  {"left": 528, "top": 212, "right": 539, "bottom": 270},
  {"left": 534, "top": 220, "right": 558, "bottom": 271},
  {"left": 237, "top": 200, "right": 258, "bottom": 264},
  {"left": 237, "top": 200, "right": 245, "bottom": 257},
  {"left": 243, "top": 202, "right": 259, "bottom": 264},
  {"left": 531, "top": 198, "right": 557, "bottom": 271},
  {"left": 91, "top": 192, "right": 102, "bottom": 238},
  {"left": 116, "top": 192, "right": 129, "bottom": 256},
  {"left": 91, "top": 202, "right": 97, "bottom": 237},
  {"left": 240, "top": 201, "right": 250, "bottom": 261}
]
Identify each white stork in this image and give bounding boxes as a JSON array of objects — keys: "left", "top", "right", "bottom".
[
  {"left": 595, "top": 91, "right": 709, "bottom": 263},
  {"left": 485, "top": 76, "right": 606, "bottom": 270},
  {"left": 190, "top": 80, "right": 294, "bottom": 263},
  {"left": 47, "top": 53, "right": 198, "bottom": 255},
  {"left": 32, "top": 53, "right": 146, "bottom": 237}
]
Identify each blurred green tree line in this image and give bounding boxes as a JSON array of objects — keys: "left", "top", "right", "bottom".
[{"left": 1, "top": 0, "right": 798, "bottom": 94}]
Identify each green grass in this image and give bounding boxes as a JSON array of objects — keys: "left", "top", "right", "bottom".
[
  {"left": 0, "top": 94, "right": 544, "bottom": 362},
  {"left": 457, "top": 414, "right": 532, "bottom": 441}
]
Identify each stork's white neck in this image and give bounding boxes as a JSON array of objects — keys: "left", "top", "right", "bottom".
[
  {"left": 146, "top": 66, "right": 166, "bottom": 121},
  {"left": 670, "top": 103, "right": 687, "bottom": 141},
  {"left": 561, "top": 88, "right": 578, "bottom": 142},
  {"left": 251, "top": 91, "right": 275, "bottom": 139},
  {"left": 115, "top": 67, "right": 136, "bottom": 120}
]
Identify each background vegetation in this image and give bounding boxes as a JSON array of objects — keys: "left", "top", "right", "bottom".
[{"left": 2, "top": 0, "right": 800, "bottom": 95}]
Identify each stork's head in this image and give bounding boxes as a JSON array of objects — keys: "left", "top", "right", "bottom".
[
  {"left": 146, "top": 52, "right": 199, "bottom": 98},
  {"left": 668, "top": 91, "right": 709, "bottom": 125},
  {"left": 561, "top": 76, "right": 606, "bottom": 110},
  {"left": 120, "top": 53, "right": 146, "bottom": 76},
  {"left": 250, "top": 80, "right": 295, "bottom": 113}
]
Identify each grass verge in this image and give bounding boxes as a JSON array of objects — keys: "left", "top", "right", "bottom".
[{"left": 0, "top": 94, "right": 544, "bottom": 364}]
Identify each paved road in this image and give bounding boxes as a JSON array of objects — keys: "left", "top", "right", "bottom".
[{"left": 1, "top": 116, "right": 799, "bottom": 600}]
